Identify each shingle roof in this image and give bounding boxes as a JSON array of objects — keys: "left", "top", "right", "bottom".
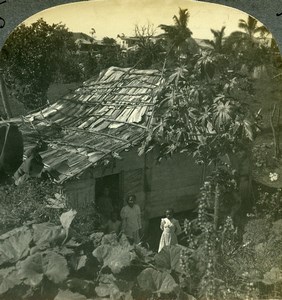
[{"left": 15, "top": 67, "right": 163, "bottom": 183}]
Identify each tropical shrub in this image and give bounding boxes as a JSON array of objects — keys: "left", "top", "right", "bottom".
[
  {"left": 0, "top": 216, "right": 73, "bottom": 299},
  {"left": 255, "top": 187, "right": 282, "bottom": 220},
  {"left": 0, "top": 178, "right": 61, "bottom": 232},
  {"left": 0, "top": 209, "right": 198, "bottom": 300},
  {"left": 180, "top": 187, "right": 282, "bottom": 300},
  {"left": 0, "top": 19, "right": 79, "bottom": 109},
  {"left": 229, "top": 217, "right": 282, "bottom": 299},
  {"left": 182, "top": 183, "right": 245, "bottom": 300}
]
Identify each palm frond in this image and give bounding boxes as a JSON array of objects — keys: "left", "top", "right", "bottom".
[
  {"left": 219, "top": 26, "right": 226, "bottom": 36},
  {"left": 205, "top": 40, "right": 216, "bottom": 47},
  {"left": 254, "top": 25, "right": 269, "bottom": 35},
  {"left": 210, "top": 29, "right": 218, "bottom": 37},
  {"left": 173, "top": 15, "right": 180, "bottom": 27},
  {"left": 178, "top": 8, "right": 189, "bottom": 28},
  {"left": 159, "top": 8, "right": 192, "bottom": 48},
  {"left": 238, "top": 19, "right": 247, "bottom": 26}
]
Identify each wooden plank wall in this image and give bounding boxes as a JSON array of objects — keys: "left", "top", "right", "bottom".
[
  {"left": 122, "top": 168, "right": 145, "bottom": 209},
  {"left": 146, "top": 153, "right": 203, "bottom": 218},
  {"left": 65, "top": 148, "right": 203, "bottom": 218}
]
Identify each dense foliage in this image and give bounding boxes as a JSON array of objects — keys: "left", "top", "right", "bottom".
[
  {"left": 0, "top": 178, "right": 60, "bottom": 232},
  {"left": 0, "top": 203, "right": 281, "bottom": 300},
  {"left": 0, "top": 19, "right": 80, "bottom": 109},
  {"left": 138, "top": 8, "right": 282, "bottom": 300},
  {"left": 0, "top": 6, "right": 281, "bottom": 300},
  {"left": 0, "top": 210, "right": 198, "bottom": 300}
]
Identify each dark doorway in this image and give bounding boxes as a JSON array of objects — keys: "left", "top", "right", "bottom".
[{"left": 95, "top": 173, "right": 121, "bottom": 213}]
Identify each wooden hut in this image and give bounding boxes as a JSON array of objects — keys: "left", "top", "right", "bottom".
[{"left": 9, "top": 67, "right": 204, "bottom": 218}]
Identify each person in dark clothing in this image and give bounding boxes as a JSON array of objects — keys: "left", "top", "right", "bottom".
[{"left": 96, "top": 187, "right": 114, "bottom": 221}]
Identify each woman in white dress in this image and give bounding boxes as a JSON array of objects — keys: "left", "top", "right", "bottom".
[{"left": 158, "top": 209, "right": 181, "bottom": 253}]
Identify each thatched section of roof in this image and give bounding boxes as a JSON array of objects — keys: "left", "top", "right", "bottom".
[{"left": 15, "top": 67, "right": 163, "bottom": 183}]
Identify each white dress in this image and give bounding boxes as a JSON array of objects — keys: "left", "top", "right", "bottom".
[{"left": 158, "top": 217, "right": 181, "bottom": 252}]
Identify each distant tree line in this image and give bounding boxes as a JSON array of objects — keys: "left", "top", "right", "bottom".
[{"left": 0, "top": 11, "right": 280, "bottom": 111}]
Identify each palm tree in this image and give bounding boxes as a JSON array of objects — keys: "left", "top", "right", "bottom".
[
  {"left": 160, "top": 8, "right": 192, "bottom": 45},
  {"left": 225, "top": 15, "right": 268, "bottom": 52},
  {"left": 159, "top": 8, "right": 197, "bottom": 58},
  {"left": 206, "top": 26, "right": 226, "bottom": 53},
  {"left": 238, "top": 16, "right": 268, "bottom": 40},
  {"left": 224, "top": 16, "right": 271, "bottom": 71}
]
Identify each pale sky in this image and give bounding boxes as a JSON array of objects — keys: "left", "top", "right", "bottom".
[{"left": 24, "top": 0, "right": 268, "bottom": 40}]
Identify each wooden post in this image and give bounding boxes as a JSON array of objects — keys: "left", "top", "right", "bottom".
[{"left": 0, "top": 69, "right": 12, "bottom": 119}]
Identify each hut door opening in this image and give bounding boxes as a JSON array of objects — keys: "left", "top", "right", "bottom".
[{"left": 95, "top": 173, "right": 121, "bottom": 212}]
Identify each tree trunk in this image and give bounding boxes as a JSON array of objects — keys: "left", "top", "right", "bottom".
[
  {"left": 276, "top": 106, "right": 280, "bottom": 157},
  {"left": 201, "top": 162, "right": 207, "bottom": 184},
  {"left": 270, "top": 104, "right": 280, "bottom": 158},
  {"left": 214, "top": 183, "right": 220, "bottom": 231}
]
